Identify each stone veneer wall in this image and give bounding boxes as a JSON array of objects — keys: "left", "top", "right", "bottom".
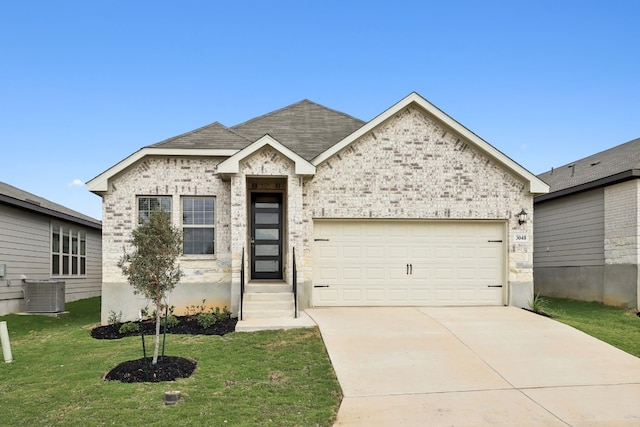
[
  {"left": 604, "top": 180, "right": 639, "bottom": 308},
  {"left": 302, "top": 106, "right": 535, "bottom": 307},
  {"left": 100, "top": 156, "right": 232, "bottom": 324}
]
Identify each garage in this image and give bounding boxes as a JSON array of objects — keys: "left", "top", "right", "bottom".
[{"left": 312, "top": 220, "right": 506, "bottom": 306}]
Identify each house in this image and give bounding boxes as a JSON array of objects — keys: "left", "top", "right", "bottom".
[
  {"left": 0, "top": 181, "right": 102, "bottom": 315},
  {"left": 534, "top": 137, "right": 640, "bottom": 309},
  {"left": 88, "top": 92, "right": 549, "bottom": 325}
]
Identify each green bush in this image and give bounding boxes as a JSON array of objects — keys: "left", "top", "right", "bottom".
[
  {"left": 119, "top": 322, "right": 140, "bottom": 334},
  {"left": 197, "top": 312, "right": 217, "bottom": 328},
  {"left": 163, "top": 314, "right": 179, "bottom": 329},
  {"left": 213, "top": 306, "right": 232, "bottom": 322}
]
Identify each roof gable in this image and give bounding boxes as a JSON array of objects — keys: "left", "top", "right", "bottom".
[
  {"left": 231, "top": 99, "right": 365, "bottom": 161},
  {"left": 313, "top": 92, "right": 549, "bottom": 195},
  {"left": 217, "top": 135, "right": 315, "bottom": 179},
  {"left": 537, "top": 137, "right": 640, "bottom": 196}
]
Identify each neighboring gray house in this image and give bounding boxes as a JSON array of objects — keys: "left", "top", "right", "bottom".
[
  {"left": 534, "top": 137, "right": 640, "bottom": 309},
  {"left": 0, "top": 182, "right": 102, "bottom": 315},
  {"left": 88, "top": 92, "right": 548, "bottom": 325}
]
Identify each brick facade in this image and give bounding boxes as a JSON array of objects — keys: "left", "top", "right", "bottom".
[
  {"left": 303, "top": 106, "right": 534, "bottom": 307},
  {"left": 100, "top": 156, "right": 232, "bottom": 323},
  {"left": 95, "top": 97, "right": 541, "bottom": 323}
]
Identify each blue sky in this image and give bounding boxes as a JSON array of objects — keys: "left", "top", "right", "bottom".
[{"left": 1, "top": 1, "right": 638, "bottom": 220}]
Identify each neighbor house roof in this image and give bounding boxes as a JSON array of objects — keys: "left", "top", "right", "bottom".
[
  {"left": 87, "top": 93, "right": 548, "bottom": 195},
  {"left": 0, "top": 181, "right": 101, "bottom": 229},
  {"left": 536, "top": 137, "right": 640, "bottom": 202}
]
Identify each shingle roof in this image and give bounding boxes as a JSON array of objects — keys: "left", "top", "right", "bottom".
[
  {"left": 0, "top": 181, "right": 101, "bottom": 229},
  {"left": 147, "top": 100, "right": 365, "bottom": 161},
  {"left": 148, "top": 121, "right": 252, "bottom": 149},
  {"left": 536, "top": 137, "right": 640, "bottom": 199},
  {"left": 231, "top": 99, "right": 366, "bottom": 160}
]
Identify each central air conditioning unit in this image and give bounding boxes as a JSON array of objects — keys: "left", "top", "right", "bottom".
[{"left": 23, "top": 280, "right": 66, "bottom": 313}]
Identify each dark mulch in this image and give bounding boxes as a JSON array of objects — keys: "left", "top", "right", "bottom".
[
  {"left": 91, "top": 315, "right": 238, "bottom": 340},
  {"left": 104, "top": 356, "right": 196, "bottom": 383},
  {"left": 94, "top": 316, "right": 237, "bottom": 383}
]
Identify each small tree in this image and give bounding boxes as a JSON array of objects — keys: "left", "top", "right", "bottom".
[{"left": 117, "top": 210, "right": 183, "bottom": 364}]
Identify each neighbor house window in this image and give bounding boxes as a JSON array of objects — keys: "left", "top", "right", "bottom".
[
  {"left": 182, "top": 197, "right": 215, "bottom": 255},
  {"left": 138, "top": 196, "right": 172, "bottom": 224},
  {"left": 52, "top": 225, "right": 86, "bottom": 276}
]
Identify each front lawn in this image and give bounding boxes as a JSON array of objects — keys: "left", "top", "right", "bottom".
[
  {"left": 0, "top": 297, "right": 341, "bottom": 426},
  {"left": 544, "top": 297, "right": 640, "bottom": 358}
]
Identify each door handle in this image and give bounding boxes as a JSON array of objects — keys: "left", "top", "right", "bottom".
[
  {"left": 251, "top": 237, "right": 255, "bottom": 246},
  {"left": 406, "top": 264, "right": 409, "bottom": 275},
  {"left": 409, "top": 264, "right": 412, "bottom": 275}
]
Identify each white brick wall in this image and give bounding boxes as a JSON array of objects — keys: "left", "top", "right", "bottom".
[
  {"left": 303, "top": 106, "right": 534, "bottom": 304},
  {"left": 100, "top": 156, "right": 232, "bottom": 322},
  {"left": 100, "top": 105, "right": 536, "bottom": 319}
]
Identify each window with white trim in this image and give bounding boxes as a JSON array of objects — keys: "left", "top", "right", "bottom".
[
  {"left": 52, "top": 225, "right": 86, "bottom": 276},
  {"left": 182, "top": 197, "right": 215, "bottom": 255},
  {"left": 138, "top": 196, "right": 171, "bottom": 224}
]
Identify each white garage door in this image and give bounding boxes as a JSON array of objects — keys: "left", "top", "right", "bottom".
[{"left": 312, "top": 220, "right": 505, "bottom": 306}]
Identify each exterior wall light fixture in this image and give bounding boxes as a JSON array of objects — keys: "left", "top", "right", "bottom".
[{"left": 518, "top": 209, "right": 527, "bottom": 225}]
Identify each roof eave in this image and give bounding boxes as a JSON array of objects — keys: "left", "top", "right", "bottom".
[
  {"left": 535, "top": 169, "right": 640, "bottom": 203},
  {"left": 0, "top": 194, "right": 101, "bottom": 229},
  {"left": 87, "top": 147, "right": 239, "bottom": 193}
]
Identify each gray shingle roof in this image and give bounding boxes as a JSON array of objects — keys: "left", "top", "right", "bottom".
[
  {"left": 536, "top": 137, "right": 640, "bottom": 198},
  {"left": 0, "top": 181, "right": 101, "bottom": 229},
  {"left": 147, "top": 100, "right": 366, "bottom": 161},
  {"left": 148, "top": 121, "right": 252, "bottom": 149},
  {"left": 231, "top": 99, "right": 366, "bottom": 160}
]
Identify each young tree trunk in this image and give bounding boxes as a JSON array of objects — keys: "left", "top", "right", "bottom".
[{"left": 153, "top": 302, "right": 161, "bottom": 364}]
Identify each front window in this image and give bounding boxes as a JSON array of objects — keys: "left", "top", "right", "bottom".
[
  {"left": 138, "top": 196, "right": 171, "bottom": 224},
  {"left": 52, "top": 225, "right": 86, "bottom": 276},
  {"left": 182, "top": 197, "right": 215, "bottom": 255}
]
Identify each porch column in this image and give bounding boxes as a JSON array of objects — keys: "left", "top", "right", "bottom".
[{"left": 230, "top": 175, "right": 247, "bottom": 316}]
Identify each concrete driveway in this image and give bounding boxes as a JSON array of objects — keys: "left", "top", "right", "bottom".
[{"left": 306, "top": 307, "right": 640, "bottom": 426}]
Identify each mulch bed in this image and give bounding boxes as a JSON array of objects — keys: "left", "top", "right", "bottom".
[
  {"left": 93, "top": 315, "right": 237, "bottom": 383},
  {"left": 104, "top": 356, "right": 197, "bottom": 383},
  {"left": 91, "top": 315, "right": 238, "bottom": 340}
]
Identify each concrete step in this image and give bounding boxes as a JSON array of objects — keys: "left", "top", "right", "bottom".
[
  {"left": 241, "top": 308, "right": 295, "bottom": 319},
  {"left": 243, "top": 292, "right": 294, "bottom": 302},
  {"left": 243, "top": 298, "right": 294, "bottom": 311},
  {"left": 245, "top": 282, "right": 292, "bottom": 293},
  {"left": 235, "top": 311, "right": 317, "bottom": 332}
]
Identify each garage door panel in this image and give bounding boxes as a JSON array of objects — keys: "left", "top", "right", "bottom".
[
  {"left": 366, "top": 246, "right": 385, "bottom": 258},
  {"left": 388, "top": 289, "right": 408, "bottom": 301},
  {"left": 365, "top": 288, "right": 385, "bottom": 301},
  {"left": 313, "top": 220, "right": 505, "bottom": 306},
  {"left": 343, "top": 289, "right": 363, "bottom": 301}
]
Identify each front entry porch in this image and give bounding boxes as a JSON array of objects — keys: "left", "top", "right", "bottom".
[{"left": 233, "top": 176, "right": 311, "bottom": 331}]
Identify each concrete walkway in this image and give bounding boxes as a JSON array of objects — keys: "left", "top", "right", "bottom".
[{"left": 307, "top": 307, "right": 640, "bottom": 426}]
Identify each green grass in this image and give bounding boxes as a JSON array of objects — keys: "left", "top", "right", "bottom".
[
  {"left": 0, "top": 298, "right": 341, "bottom": 426},
  {"left": 544, "top": 297, "right": 640, "bottom": 358}
]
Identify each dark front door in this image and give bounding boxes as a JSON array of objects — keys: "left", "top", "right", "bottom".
[{"left": 251, "top": 193, "right": 283, "bottom": 280}]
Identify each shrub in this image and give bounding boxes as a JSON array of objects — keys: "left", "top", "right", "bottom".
[
  {"left": 197, "top": 312, "right": 217, "bottom": 329},
  {"left": 119, "top": 322, "right": 140, "bottom": 334},
  {"left": 164, "top": 314, "right": 179, "bottom": 329},
  {"left": 213, "top": 306, "right": 232, "bottom": 322},
  {"left": 107, "top": 310, "right": 123, "bottom": 325}
]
